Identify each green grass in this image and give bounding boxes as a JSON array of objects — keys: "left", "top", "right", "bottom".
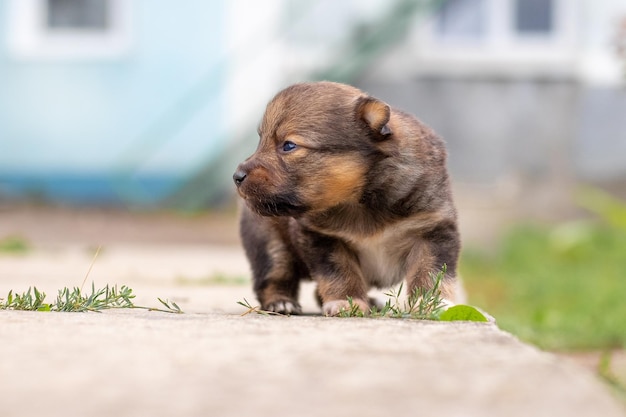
[
  {"left": 0, "top": 236, "right": 30, "bottom": 254},
  {"left": 176, "top": 274, "right": 249, "bottom": 286},
  {"left": 461, "top": 188, "right": 626, "bottom": 351},
  {"left": 341, "top": 267, "right": 449, "bottom": 319},
  {"left": 597, "top": 351, "right": 626, "bottom": 402},
  {"left": 0, "top": 244, "right": 182, "bottom": 314},
  {"left": 0, "top": 283, "right": 182, "bottom": 313},
  {"left": 238, "top": 266, "right": 488, "bottom": 322}
]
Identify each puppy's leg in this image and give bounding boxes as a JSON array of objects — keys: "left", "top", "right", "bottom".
[
  {"left": 298, "top": 231, "right": 369, "bottom": 316},
  {"left": 314, "top": 287, "right": 382, "bottom": 313},
  {"left": 240, "top": 208, "right": 305, "bottom": 314},
  {"left": 405, "top": 221, "right": 461, "bottom": 304}
]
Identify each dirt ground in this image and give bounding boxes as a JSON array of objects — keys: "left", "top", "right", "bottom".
[{"left": 0, "top": 203, "right": 241, "bottom": 246}]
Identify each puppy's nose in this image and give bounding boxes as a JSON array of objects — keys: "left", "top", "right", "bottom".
[{"left": 233, "top": 169, "right": 247, "bottom": 187}]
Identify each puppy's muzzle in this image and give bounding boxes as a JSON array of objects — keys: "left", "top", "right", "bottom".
[{"left": 233, "top": 168, "right": 247, "bottom": 187}]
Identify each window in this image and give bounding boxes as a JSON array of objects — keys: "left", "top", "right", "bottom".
[
  {"left": 434, "top": 0, "right": 558, "bottom": 42},
  {"left": 437, "top": 0, "right": 487, "bottom": 39},
  {"left": 412, "top": 0, "right": 578, "bottom": 76},
  {"left": 47, "top": 0, "right": 110, "bottom": 30},
  {"left": 514, "top": 0, "right": 554, "bottom": 34},
  {"left": 7, "top": 0, "right": 132, "bottom": 60}
]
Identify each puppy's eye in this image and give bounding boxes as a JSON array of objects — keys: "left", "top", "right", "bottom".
[{"left": 281, "top": 141, "right": 297, "bottom": 153}]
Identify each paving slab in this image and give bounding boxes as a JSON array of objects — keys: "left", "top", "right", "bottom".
[
  {"left": 1, "top": 245, "right": 625, "bottom": 417},
  {"left": 1, "top": 307, "right": 624, "bottom": 417}
]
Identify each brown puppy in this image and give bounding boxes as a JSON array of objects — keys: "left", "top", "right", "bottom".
[{"left": 233, "top": 81, "right": 461, "bottom": 316}]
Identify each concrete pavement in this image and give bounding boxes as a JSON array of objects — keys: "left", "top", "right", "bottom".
[{"left": 0, "top": 244, "right": 624, "bottom": 417}]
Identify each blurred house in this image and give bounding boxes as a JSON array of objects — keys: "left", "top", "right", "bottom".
[
  {"left": 0, "top": 0, "right": 226, "bottom": 205},
  {"left": 1, "top": 0, "right": 625, "bottom": 209},
  {"left": 357, "top": 0, "right": 626, "bottom": 199}
]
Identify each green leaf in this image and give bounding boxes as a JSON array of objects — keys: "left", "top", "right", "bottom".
[{"left": 439, "top": 305, "right": 488, "bottom": 322}]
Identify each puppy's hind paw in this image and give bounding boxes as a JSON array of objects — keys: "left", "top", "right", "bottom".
[
  {"left": 265, "top": 300, "right": 302, "bottom": 315},
  {"left": 323, "top": 298, "right": 369, "bottom": 316}
]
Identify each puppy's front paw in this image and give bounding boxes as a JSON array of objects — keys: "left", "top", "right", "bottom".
[
  {"left": 368, "top": 295, "right": 387, "bottom": 310},
  {"left": 264, "top": 300, "right": 302, "bottom": 315},
  {"left": 322, "top": 298, "right": 369, "bottom": 316}
]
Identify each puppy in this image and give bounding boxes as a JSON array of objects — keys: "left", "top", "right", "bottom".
[{"left": 233, "top": 81, "right": 461, "bottom": 316}]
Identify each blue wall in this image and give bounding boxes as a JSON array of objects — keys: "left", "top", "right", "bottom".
[{"left": 0, "top": 0, "right": 225, "bottom": 204}]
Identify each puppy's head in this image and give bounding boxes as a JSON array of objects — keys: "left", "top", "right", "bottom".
[{"left": 233, "top": 82, "right": 392, "bottom": 217}]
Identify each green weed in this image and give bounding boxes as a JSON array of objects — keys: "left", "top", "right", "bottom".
[
  {"left": 236, "top": 298, "right": 282, "bottom": 316},
  {"left": 0, "top": 283, "right": 182, "bottom": 314},
  {"left": 1, "top": 287, "right": 48, "bottom": 311},
  {"left": 0, "top": 245, "right": 182, "bottom": 314},
  {"left": 337, "top": 296, "right": 367, "bottom": 318},
  {"left": 339, "top": 265, "right": 453, "bottom": 320},
  {"left": 238, "top": 266, "right": 488, "bottom": 322}
]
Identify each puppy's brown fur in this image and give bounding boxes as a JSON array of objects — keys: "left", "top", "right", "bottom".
[{"left": 234, "top": 82, "right": 460, "bottom": 316}]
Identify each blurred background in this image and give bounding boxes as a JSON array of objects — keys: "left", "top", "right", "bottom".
[
  {"left": 1, "top": 0, "right": 625, "bottom": 210},
  {"left": 0, "top": 0, "right": 625, "bottom": 358}
]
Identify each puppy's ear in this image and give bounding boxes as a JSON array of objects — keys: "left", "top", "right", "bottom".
[{"left": 356, "top": 97, "right": 392, "bottom": 138}]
